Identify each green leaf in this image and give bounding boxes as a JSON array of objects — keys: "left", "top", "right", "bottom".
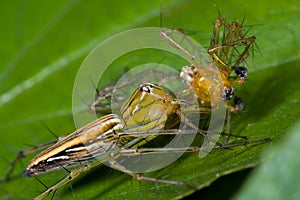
[
  {"left": 0, "top": 0, "right": 299, "bottom": 199},
  {"left": 233, "top": 120, "right": 300, "bottom": 200}
]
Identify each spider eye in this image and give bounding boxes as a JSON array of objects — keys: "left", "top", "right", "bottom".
[
  {"left": 222, "top": 87, "right": 234, "bottom": 101},
  {"left": 233, "top": 66, "right": 248, "bottom": 80},
  {"left": 234, "top": 96, "right": 245, "bottom": 111}
]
